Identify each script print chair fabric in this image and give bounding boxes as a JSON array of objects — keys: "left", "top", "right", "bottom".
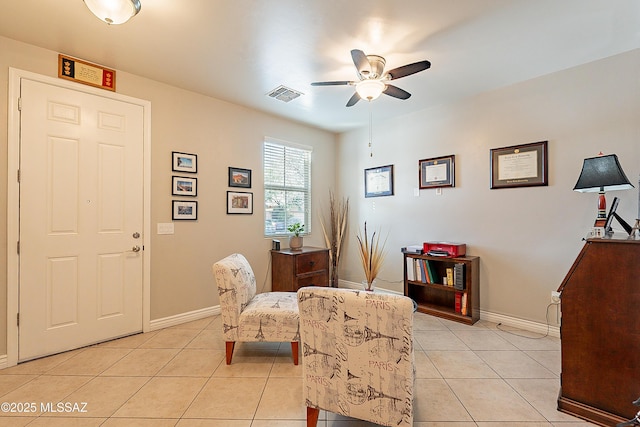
[
  {"left": 213, "top": 253, "right": 300, "bottom": 365},
  {"left": 298, "top": 286, "right": 414, "bottom": 427}
]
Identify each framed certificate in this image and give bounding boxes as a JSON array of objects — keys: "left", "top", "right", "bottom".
[
  {"left": 364, "top": 165, "right": 394, "bottom": 197},
  {"left": 419, "top": 155, "right": 455, "bottom": 189},
  {"left": 490, "top": 141, "right": 548, "bottom": 189}
]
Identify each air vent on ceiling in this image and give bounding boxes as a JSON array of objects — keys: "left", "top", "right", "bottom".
[{"left": 267, "top": 85, "right": 303, "bottom": 103}]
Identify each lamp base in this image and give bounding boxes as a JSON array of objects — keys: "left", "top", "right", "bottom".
[{"left": 631, "top": 219, "right": 640, "bottom": 238}]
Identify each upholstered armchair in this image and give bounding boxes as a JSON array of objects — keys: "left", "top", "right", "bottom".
[
  {"left": 212, "top": 253, "right": 300, "bottom": 365},
  {"left": 297, "top": 286, "right": 414, "bottom": 427}
]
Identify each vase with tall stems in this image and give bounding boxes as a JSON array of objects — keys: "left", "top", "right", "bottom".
[
  {"left": 356, "top": 221, "right": 387, "bottom": 291},
  {"left": 320, "top": 191, "right": 349, "bottom": 288}
]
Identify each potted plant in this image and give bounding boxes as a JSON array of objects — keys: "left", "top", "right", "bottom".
[
  {"left": 287, "top": 222, "right": 304, "bottom": 250},
  {"left": 356, "top": 221, "right": 387, "bottom": 291}
]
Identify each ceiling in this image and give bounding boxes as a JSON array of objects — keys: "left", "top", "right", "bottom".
[{"left": 2, "top": 0, "right": 639, "bottom": 133}]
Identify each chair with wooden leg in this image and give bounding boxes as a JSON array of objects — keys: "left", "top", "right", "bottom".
[
  {"left": 297, "top": 286, "right": 415, "bottom": 427},
  {"left": 212, "top": 253, "right": 299, "bottom": 365}
]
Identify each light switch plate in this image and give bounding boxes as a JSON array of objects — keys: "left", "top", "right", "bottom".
[{"left": 157, "top": 223, "right": 175, "bottom": 235}]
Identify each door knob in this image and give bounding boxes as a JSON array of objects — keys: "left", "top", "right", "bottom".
[
  {"left": 132, "top": 232, "right": 140, "bottom": 239},
  {"left": 130, "top": 245, "right": 141, "bottom": 252}
]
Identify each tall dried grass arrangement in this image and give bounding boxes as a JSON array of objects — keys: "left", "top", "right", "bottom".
[
  {"left": 320, "top": 192, "right": 349, "bottom": 287},
  {"left": 356, "top": 221, "right": 387, "bottom": 290}
]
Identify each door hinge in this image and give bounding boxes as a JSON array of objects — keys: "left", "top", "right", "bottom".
[
  {"left": 17, "top": 313, "right": 19, "bottom": 327},
  {"left": 17, "top": 241, "right": 20, "bottom": 255},
  {"left": 17, "top": 169, "right": 21, "bottom": 183},
  {"left": 18, "top": 97, "right": 22, "bottom": 111}
]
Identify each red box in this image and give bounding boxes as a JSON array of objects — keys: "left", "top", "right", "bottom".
[{"left": 423, "top": 242, "right": 466, "bottom": 257}]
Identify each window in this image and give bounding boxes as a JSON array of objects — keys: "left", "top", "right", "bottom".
[{"left": 263, "top": 138, "right": 311, "bottom": 236}]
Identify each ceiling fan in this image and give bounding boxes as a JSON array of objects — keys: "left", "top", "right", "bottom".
[{"left": 311, "top": 49, "right": 431, "bottom": 107}]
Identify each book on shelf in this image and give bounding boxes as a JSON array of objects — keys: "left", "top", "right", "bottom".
[
  {"left": 446, "top": 268, "right": 454, "bottom": 287},
  {"left": 453, "top": 263, "right": 465, "bottom": 290},
  {"left": 426, "top": 260, "right": 438, "bottom": 284},
  {"left": 406, "top": 256, "right": 415, "bottom": 281},
  {"left": 461, "top": 293, "right": 468, "bottom": 315},
  {"left": 418, "top": 259, "right": 427, "bottom": 283},
  {"left": 455, "top": 292, "right": 462, "bottom": 313}
]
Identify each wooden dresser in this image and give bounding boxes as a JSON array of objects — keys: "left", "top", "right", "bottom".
[
  {"left": 557, "top": 236, "right": 640, "bottom": 426},
  {"left": 271, "top": 247, "right": 329, "bottom": 292}
]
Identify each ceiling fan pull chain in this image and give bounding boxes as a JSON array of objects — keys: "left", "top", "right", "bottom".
[{"left": 368, "top": 101, "right": 373, "bottom": 157}]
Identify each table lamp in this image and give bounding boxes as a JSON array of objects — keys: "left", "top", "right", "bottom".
[{"left": 573, "top": 153, "right": 634, "bottom": 227}]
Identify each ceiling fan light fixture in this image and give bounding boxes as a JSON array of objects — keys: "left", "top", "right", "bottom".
[
  {"left": 356, "top": 79, "right": 385, "bottom": 101},
  {"left": 84, "top": 0, "right": 141, "bottom": 25}
]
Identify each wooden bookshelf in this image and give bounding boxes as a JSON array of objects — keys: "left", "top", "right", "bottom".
[{"left": 403, "top": 252, "right": 479, "bottom": 325}]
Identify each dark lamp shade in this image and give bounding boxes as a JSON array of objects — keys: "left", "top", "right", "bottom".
[{"left": 573, "top": 154, "right": 634, "bottom": 193}]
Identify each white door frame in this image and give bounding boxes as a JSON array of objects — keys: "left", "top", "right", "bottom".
[{"left": 6, "top": 67, "right": 152, "bottom": 367}]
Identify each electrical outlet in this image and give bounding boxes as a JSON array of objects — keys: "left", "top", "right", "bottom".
[{"left": 551, "top": 291, "right": 561, "bottom": 303}]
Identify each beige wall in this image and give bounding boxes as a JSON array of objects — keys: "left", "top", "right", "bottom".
[
  {"left": 2, "top": 34, "right": 638, "bottom": 356},
  {"left": 0, "top": 36, "right": 337, "bottom": 354},
  {"left": 337, "top": 49, "right": 640, "bottom": 325}
]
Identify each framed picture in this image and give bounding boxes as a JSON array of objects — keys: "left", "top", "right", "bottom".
[
  {"left": 227, "top": 191, "right": 253, "bottom": 214},
  {"left": 490, "top": 141, "right": 548, "bottom": 189},
  {"left": 364, "top": 165, "right": 394, "bottom": 197},
  {"left": 172, "top": 176, "right": 197, "bottom": 196},
  {"left": 228, "top": 167, "right": 251, "bottom": 188},
  {"left": 172, "top": 151, "right": 197, "bottom": 173},
  {"left": 419, "top": 155, "right": 455, "bottom": 189},
  {"left": 172, "top": 200, "right": 198, "bottom": 220}
]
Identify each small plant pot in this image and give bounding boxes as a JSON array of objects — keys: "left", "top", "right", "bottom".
[{"left": 289, "top": 236, "right": 303, "bottom": 250}]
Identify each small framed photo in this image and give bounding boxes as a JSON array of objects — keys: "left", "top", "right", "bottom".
[
  {"left": 419, "top": 155, "right": 455, "bottom": 189},
  {"left": 172, "top": 176, "right": 197, "bottom": 196},
  {"left": 227, "top": 191, "right": 253, "bottom": 214},
  {"left": 490, "top": 141, "right": 548, "bottom": 189},
  {"left": 228, "top": 167, "right": 251, "bottom": 188},
  {"left": 364, "top": 165, "right": 394, "bottom": 198},
  {"left": 172, "top": 200, "right": 198, "bottom": 220},
  {"left": 172, "top": 151, "right": 197, "bottom": 173}
]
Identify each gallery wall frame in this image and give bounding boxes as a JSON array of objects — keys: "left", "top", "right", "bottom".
[
  {"left": 490, "top": 141, "right": 548, "bottom": 189},
  {"left": 419, "top": 155, "right": 455, "bottom": 189},
  {"left": 172, "top": 176, "right": 197, "bottom": 196},
  {"left": 172, "top": 200, "right": 198, "bottom": 220},
  {"left": 172, "top": 151, "right": 197, "bottom": 173},
  {"left": 227, "top": 191, "right": 253, "bottom": 214},
  {"left": 364, "top": 164, "right": 394, "bottom": 197},
  {"left": 228, "top": 167, "right": 251, "bottom": 188}
]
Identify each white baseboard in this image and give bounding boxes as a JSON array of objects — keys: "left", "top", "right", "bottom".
[
  {"left": 149, "top": 305, "right": 220, "bottom": 331},
  {"left": 0, "top": 308, "right": 221, "bottom": 370},
  {"left": 0, "top": 293, "right": 560, "bottom": 370},
  {"left": 339, "top": 279, "right": 560, "bottom": 338},
  {"left": 480, "top": 310, "right": 560, "bottom": 338}
]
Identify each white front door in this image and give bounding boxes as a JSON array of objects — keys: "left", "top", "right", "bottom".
[{"left": 18, "top": 79, "right": 144, "bottom": 361}]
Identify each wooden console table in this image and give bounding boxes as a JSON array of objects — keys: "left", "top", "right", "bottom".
[{"left": 557, "top": 236, "right": 640, "bottom": 426}]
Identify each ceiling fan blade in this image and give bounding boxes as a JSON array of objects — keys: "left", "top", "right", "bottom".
[
  {"left": 383, "top": 84, "right": 411, "bottom": 100},
  {"left": 346, "top": 92, "right": 361, "bottom": 107},
  {"left": 386, "top": 60, "right": 431, "bottom": 80},
  {"left": 351, "top": 49, "right": 371, "bottom": 77},
  {"left": 311, "top": 81, "right": 353, "bottom": 86}
]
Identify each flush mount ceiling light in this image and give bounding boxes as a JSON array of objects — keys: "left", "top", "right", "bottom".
[{"left": 84, "top": 0, "right": 141, "bottom": 25}]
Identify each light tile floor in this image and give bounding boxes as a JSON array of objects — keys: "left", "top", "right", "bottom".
[{"left": 0, "top": 312, "right": 598, "bottom": 426}]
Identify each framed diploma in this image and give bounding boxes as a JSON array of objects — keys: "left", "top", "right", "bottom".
[
  {"left": 490, "top": 141, "right": 548, "bottom": 189},
  {"left": 364, "top": 165, "right": 394, "bottom": 197},
  {"left": 419, "top": 155, "right": 455, "bottom": 189}
]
